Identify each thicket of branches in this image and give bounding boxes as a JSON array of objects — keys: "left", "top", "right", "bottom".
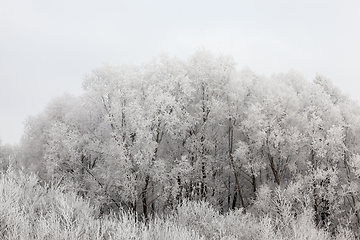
[
  {"left": 1, "top": 169, "right": 352, "bottom": 239},
  {"left": 2, "top": 49, "right": 360, "bottom": 238}
]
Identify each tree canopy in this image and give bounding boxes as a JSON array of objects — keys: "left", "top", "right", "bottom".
[{"left": 17, "top": 50, "right": 360, "bottom": 236}]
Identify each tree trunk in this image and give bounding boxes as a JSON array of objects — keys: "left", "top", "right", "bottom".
[
  {"left": 142, "top": 175, "right": 150, "bottom": 221},
  {"left": 228, "top": 118, "right": 246, "bottom": 210},
  {"left": 232, "top": 190, "right": 237, "bottom": 210},
  {"left": 268, "top": 153, "right": 280, "bottom": 185},
  {"left": 311, "top": 150, "right": 320, "bottom": 226},
  {"left": 201, "top": 162, "right": 207, "bottom": 199},
  {"left": 176, "top": 176, "right": 182, "bottom": 204},
  {"left": 251, "top": 169, "right": 257, "bottom": 198}
]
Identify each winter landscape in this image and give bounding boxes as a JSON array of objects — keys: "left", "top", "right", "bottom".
[
  {"left": 1, "top": 50, "right": 360, "bottom": 239},
  {"left": 2, "top": 1, "right": 360, "bottom": 239}
]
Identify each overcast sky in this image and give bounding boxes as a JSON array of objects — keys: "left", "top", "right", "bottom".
[{"left": 1, "top": 0, "right": 360, "bottom": 145}]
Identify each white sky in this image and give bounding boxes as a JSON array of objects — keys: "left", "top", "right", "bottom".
[{"left": 1, "top": 0, "right": 360, "bottom": 145}]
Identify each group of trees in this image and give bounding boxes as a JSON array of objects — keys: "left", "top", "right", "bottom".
[
  {"left": 12, "top": 50, "right": 360, "bottom": 236},
  {"left": 0, "top": 139, "right": 17, "bottom": 172}
]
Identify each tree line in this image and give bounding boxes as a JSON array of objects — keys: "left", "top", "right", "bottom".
[{"left": 4, "top": 50, "right": 360, "bottom": 235}]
